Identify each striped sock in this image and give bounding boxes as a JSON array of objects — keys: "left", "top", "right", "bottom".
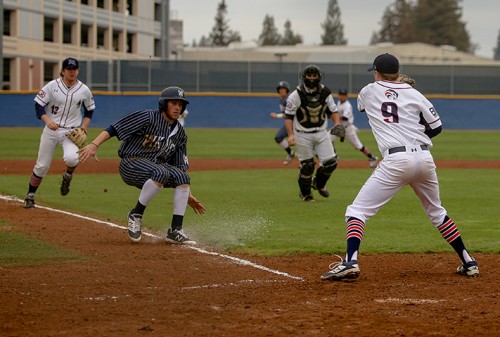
[
  {"left": 438, "top": 215, "right": 472, "bottom": 264},
  {"left": 346, "top": 217, "right": 365, "bottom": 262},
  {"left": 437, "top": 215, "right": 461, "bottom": 243}
]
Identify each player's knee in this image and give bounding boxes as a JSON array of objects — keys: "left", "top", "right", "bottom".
[
  {"left": 319, "top": 156, "right": 338, "bottom": 175},
  {"left": 299, "top": 158, "right": 315, "bottom": 177},
  {"left": 274, "top": 135, "right": 284, "bottom": 143},
  {"left": 64, "top": 153, "right": 79, "bottom": 168}
]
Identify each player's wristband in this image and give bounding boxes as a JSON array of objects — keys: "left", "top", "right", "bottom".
[{"left": 91, "top": 142, "right": 99, "bottom": 148}]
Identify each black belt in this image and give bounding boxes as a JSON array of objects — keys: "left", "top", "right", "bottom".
[
  {"left": 295, "top": 129, "right": 320, "bottom": 134},
  {"left": 388, "top": 144, "right": 428, "bottom": 154}
]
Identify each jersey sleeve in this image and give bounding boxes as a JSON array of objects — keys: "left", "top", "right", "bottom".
[
  {"left": 285, "top": 91, "right": 300, "bottom": 117},
  {"left": 83, "top": 87, "right": 96, "bottom": 111},
  {"left": 111, "top": 110, "right": 151, "bottom": 141},
  {"left": 418, "top": 95, "right": 442, "bottom": 130},
  {"left": 357, "top": 86, "right": 368, "bottom": 112},
  {"left": 326, "top": 95, "right": 338, "bottom": 113},
  {"left": 34, "top": 81, "right": 53, "bottom": 107}
]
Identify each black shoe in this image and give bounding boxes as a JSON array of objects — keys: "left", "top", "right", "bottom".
[
  {"left": 311, "top": 178, "right": 329, "bottom": 198},
  {"left": 24, "top": 193, "right": 35, "bottom": 208},
  {"left": 166, "top": 227, "right": 197, "bottom": 245},
  {"left": 60, "top": 172, "right": 73, "bottom": 196},
  {"left": 127, "top": 211, "right": 142, "bottom": 242},
  {"left": 457, "top": 259, "right": 479, "bottom": 277},
  {"left": 299, "top": 192, "right": 315, "bottom": 202}
]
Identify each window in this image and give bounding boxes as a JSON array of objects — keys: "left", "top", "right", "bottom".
[
  {"left": 112, "top": 30, "right": 121, "bottom": 51},
  {"left": 154, "top": 3, "right": 161, "bottom": 21},
  {"left": 97, "top": 27, "right": 106, "bottom": 49},
  {"left": 81, "top": 23, "right": 91, "bottom": 47},
  {"left": 154, "top": 38, "right": 161, "bottom": 57},
  {"left": 63, "top": 21, "right": 74, "bottom": 44},
  {"left": 44, "top": 17, "right": 56, "bottom": 42},
  {"left": 97, "top": 0, "right": 105, "bottom": 9},
  {"left": 44, "top": 61, "right": 58, "bottom": 83},
  {"left": 112, "top": 0, "right": 120, "bottom": 12},
  {"left": 126, "top": 32, "right": 135, "bottom": 53},
  {"left": 3, "top": 10, "right": 12, "bottom": 36},
  {"left": 126, "top": 0, "right": 135, "bottom": 16},
  {"left": 2, "top": 58, "right": 11, "bottom": 90}
]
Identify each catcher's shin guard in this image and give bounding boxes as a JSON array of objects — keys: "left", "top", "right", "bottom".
[
  {"left": 298, "top": 158, "right": 315, "bottom": 196},
  {"left": 314, "top": 156, "right": 337, "bottom": 189}
]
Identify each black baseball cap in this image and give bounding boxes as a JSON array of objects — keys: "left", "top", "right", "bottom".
[
  {"left": 62, "top": 57, "right": 79, "bottom": 69},
  {"left": 368, "top": 53, "right": 399, "bottom": 74},
  {"left": 338, "top": 89, "right": 348, "bottom": 95}
]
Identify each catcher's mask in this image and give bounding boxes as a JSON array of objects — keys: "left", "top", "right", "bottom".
[
  {"left": 158, "top": 86, "right": 189, "bottom": 114},
  {"left": 301, "top": 65, "right": 322, "bottom": 89},
  {"left": 276, "top": 81, "right": 290, "bottom": 93}
]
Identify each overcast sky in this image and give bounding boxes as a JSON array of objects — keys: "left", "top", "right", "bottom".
[{"left": 170, "top": 0, "right": 499, "bottom": 59}]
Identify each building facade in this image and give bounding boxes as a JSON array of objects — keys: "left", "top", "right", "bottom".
[{"left": 1, "top": 0, "right": 182, "bottom": 90}]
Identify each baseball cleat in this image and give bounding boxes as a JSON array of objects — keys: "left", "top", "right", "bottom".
[
  {"left": 283, "top": 151, "right": 296, "bottom": 165},
  {"left": 299, "top": 192, "right": 315, "bottom": 202},
  {"left": 60, "top": 172, "right": 73, "bottom": 196},
  {"left": 311, "top": 178, "right": 329, "bottom": 198},
  {"left": 369, "top": 156, "right": 379, "bottom": 168},
  {"left": 166, "top": 227, "right": 197, "bottom": 245},
  {"left": 321, "top": 256, "right": 360, "bottom": 281},
  {"left": 457, "top": 259, "right": 479, "bottom": 277},
  {"left": 23, "top": 193, "right": 35, "bottom": 208},
  {"left": 127, "top": 211, "right": 142, "bottom": 242}
]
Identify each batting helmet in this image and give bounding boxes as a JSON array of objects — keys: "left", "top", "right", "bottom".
[
  {"left": 276, "top": 81, "right": 290, "bottom": 93},
  {"left": 158, "top": 86, "right": 189, "bottom": 113},
  {"left": 301, "top": 65, "right": 322, "bottom": 88}
]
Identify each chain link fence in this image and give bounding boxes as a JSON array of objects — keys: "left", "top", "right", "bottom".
[{"left": 79, "top": 60, "right": 500, "bottom": 95}]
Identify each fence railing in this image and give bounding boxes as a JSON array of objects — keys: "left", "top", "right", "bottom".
[{"left": 78, "top": 60, "right": 500, "bottom": 95}]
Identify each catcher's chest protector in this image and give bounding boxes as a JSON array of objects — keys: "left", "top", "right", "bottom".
[{"left": 296, "top": 85, "right": 331, "bottom": 128}]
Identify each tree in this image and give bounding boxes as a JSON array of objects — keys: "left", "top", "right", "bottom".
[
  {"left": 258, "top": 15, "right": 281, "bottom": 46},
  {"left": 494, "top": 29, "right": 500, "bottom": 60},
  {"left": 321, "top": 0, "right": 347, "bottom": 45},
  {"left": 280, "top": 20, "right": 303, "bottom": 45},
  {"left": 413, "top": 0, "right": 472, "bottom": 52},
  {"left": 208, "top": 0, "right": 241, "bottom": 46},
  {"left": 373, "top": 0, "right": 415, "bottom": 44}
]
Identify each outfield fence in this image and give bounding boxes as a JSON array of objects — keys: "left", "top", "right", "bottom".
[{"left": 77, "top": 60, "right": 500, "bottom": 95}]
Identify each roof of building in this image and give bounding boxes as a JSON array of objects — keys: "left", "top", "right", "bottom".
[{"left": 183, "top": 42, "right": 499, "bottom": 65}]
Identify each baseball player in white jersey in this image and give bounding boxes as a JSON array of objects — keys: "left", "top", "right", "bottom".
[
  {"left": 321, "top": 53, "right": 478, "bottom": 280},
  {"left": 23, "top": 57, "right": 95, "bottom": 208},
  {"left": 270, "top": 81, "right": 295, "bottom": 165},
  {"left": 330, "top": 88, "right": 379, "bottom": 168},
  {"left": 285, "top": 65, "right": 345, "bottom": 201}
]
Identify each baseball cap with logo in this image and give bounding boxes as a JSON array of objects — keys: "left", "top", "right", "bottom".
[
  {"left": 62, "top": 57, "right": 79, "bottom": 69},
  {"left": 367, "top": 53, "right": 399, "bottom": 74}
]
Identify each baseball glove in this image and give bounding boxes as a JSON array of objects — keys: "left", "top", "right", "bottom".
[
  {"left": 66, "top": 128, "right": 87, "bottom": 148},
  {"left": 398, "top": 74, "right": 416, "bottom": 88},
  {"left": 330, "top": 124, "right": 346, "bottom": 138}
]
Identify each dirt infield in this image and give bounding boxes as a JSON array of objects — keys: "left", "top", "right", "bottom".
[{"left": 1, "top": 158, "right": 499, "bottom": 336}]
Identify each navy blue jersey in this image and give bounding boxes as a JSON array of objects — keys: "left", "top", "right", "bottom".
[{"left": 111, "top": 109, "right": 189, "bottom": 171}]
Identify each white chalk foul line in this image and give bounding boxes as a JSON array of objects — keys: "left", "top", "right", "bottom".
[{"left": 1, "top": 195, "right": 304, "bottom": 281}]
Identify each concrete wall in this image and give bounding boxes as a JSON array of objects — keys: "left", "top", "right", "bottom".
[{"left": 1, "top": 93, "right": 499, "bottom": 130}]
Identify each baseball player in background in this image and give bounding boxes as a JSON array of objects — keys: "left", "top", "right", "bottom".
[
  {"left": 23, "top": 57, "right": 95, "bottom": 208},
  {"left": 330, "top": 89, "right": 379, "bottom": 168},
  {"left": 269, "top": 81, "right": 295, "bottom": 165},
  {"left": 321, "top": 53, "right": 479, "bottom": 281},
  {"left": 285, "top": 65, "right": 345, "bottom": 201},
  {"left": 178, "top": 108, "right": 188, "bottom": 127},
  {"left": 79, "top": 86, "right": 205, "bottom": 245}
]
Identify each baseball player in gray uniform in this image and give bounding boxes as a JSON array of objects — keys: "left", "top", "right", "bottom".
[
  {"left": 24, "top": 57, "right": 95, "bottom": 208},
  {"left": 285, "top": 65, "right": 345, "bottom": 201},
  {"left": 330, "top": 89, "right": 379, "bottom": 168},
  {"left": 79, "top": 86, "right": 205, "bottom": 244},
  {"left": 269, "top": 81, "right": 295, "bottom": 165},
  {"left": 321, "top": 53, "right": 478, "bottom": 281}
]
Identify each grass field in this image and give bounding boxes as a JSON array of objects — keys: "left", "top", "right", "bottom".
[{"left": 0, "top": 127, "right": 499, "bottom": 264}]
